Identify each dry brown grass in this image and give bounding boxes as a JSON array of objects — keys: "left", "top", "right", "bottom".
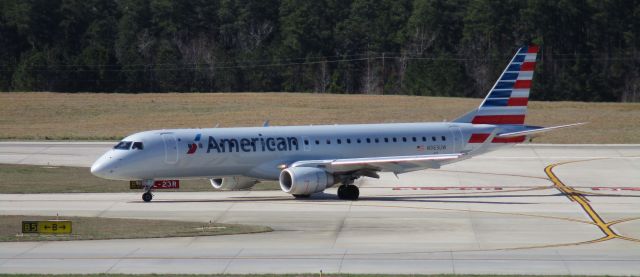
[
  {"left": 0, "top": 164, "right": 280, "bottom": 193},
  {"left": 1, "top": 92, "right": 639, "bottom": 143},
  {"left": 1, "top": 215, "right": 271, "bottom": 242}
]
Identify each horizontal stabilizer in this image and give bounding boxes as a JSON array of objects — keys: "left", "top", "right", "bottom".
[{"left": 496, "top": 122, "right": 587, "bottom": 138}]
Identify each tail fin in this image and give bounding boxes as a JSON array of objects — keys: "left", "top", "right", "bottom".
[{"left": 454, "top": 44, "right": 539, "bottom": 125}]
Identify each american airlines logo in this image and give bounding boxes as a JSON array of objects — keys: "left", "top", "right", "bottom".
[
  {"left": 207, "top": 135, "right": 299, "bottom": 153},
  {"left": 186, "top": 134, "right": 202, "bottom": 154}
]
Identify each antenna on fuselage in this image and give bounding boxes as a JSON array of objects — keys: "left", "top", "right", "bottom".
[
  {"left": 263, "top": 120, "right": 270, "bottom": 127},
  {"left": 214, "top": 123, "right": 219, "bottom": 128}
]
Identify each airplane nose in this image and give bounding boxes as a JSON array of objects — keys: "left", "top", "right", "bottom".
[
  {"left": 90, "top": 160, "right": 108, "bottom": 178},
  {"left": 91, "top": 151, "right": 132, "bottom": 180}
]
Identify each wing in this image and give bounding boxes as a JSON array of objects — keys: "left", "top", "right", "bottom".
[{"left": 289, "top": 153, "right": 463, "bottom": 175}]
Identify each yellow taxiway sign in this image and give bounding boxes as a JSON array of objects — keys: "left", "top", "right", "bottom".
[{"left": 22, "top": 220, "right": 72, "bottom": 234}]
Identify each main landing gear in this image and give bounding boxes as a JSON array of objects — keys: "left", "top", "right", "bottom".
[
  {"left": 337, "top": 184, "right": 359, "bottom": 200},
  {"left": 337, "top": 175, "right": 360, "bottom": 201}
]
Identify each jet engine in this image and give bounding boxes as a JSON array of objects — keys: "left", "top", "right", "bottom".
[
  {"left": 279, "top": 167, "right": 335, "bottom": 195},
  {"left": 209, "top": 176, "right": 259, "bottom": 190}
]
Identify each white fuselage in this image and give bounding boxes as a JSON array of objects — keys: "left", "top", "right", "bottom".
[{"left": 90, "top": 122, "right": 505, "bottom": 181}]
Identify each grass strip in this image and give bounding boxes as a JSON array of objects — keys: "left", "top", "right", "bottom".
[
  {"left": 0, "top": 215, "right": 271, "bottom": 242},
  {"left": 0, "top": 164, "right": 280, "bottom": 194},
  {"left": 1, "top": 92, "right": 639, "bottom": 143}
]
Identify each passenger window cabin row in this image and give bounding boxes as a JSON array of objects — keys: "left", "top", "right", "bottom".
[
  {"left": 113, "top": 135, "right": 446, "bottom": 150},
  {"left": 303, "top": 135, "right": 446, "bottom": 146}
]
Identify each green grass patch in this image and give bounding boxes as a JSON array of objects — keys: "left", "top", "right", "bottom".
[
  {"left": 1, "top": 215, "right": 271, "bottom": 242},
  {"left": 0, "top": 164, "right": 280, "bottom": 193}
]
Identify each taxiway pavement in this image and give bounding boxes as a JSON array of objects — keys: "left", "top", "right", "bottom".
[{"left": 0, "top": 143, "right": 639, "bottom": 275}]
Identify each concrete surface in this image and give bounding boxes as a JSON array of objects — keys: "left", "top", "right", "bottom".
[
  {"left": 0, "top": 143, "right": 639, "bottom": 275},
  {"left": 0, "top": 141, "right": 112, "bottom": 167}
]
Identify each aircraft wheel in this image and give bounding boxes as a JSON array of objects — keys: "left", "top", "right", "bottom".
[
  {"left": 293, "top": 194, "right": 311, "bottom": 199},
  {"left": 338, "top": 185, "right": 347, "bottom": 199},
  {"left": 142, "top": 192, "right": 153, "bottom": 202},
  {"left": 337, "top": 185, "right": 359, "bottom": 201}
]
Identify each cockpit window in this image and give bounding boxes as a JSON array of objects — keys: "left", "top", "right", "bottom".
[
  {"left": 132, "top": 142, "right": 144, "bottom": 150},
  {"left": 114, "top": 141, "right": 132, "bottom": 150}
]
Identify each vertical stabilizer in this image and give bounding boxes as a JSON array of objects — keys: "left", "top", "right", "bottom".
[{"left": 454, "top": 44, "right": 539, "bottom": 125}]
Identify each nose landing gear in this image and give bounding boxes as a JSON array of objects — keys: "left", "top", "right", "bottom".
[
  {"left": 142, "top": 191, "right": 153, "bottom": 202},
  {"left": 142, "top": 179, "right": 154, "bottom": 202}
]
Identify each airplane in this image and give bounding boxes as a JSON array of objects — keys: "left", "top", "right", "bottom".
[{"left": 91, "top": 44, "right": 583, "bottom": 202}]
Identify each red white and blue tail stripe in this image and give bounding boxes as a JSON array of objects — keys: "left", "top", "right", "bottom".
[
  {"left": 454, "top": 44, "right": 585, "bottom": 144},
  {"left": 467, "top": 44, "right": 539, "bottom": 125}
]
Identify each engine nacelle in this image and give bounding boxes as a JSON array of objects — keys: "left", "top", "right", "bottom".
[
  {"left": 279, "top": 167, "right": 334, "bottom": 195},
  {"left": 209, "top": 176, "right": 259, "bottom": 190}
]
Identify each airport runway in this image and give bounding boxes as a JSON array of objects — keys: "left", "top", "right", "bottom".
[{"left": 1, "top": 143, "right": 640, "bottom": 274}]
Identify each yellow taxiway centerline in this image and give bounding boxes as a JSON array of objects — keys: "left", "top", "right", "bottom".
[{"left": 545, "top": 161, "right": 637, "bottom": 242}]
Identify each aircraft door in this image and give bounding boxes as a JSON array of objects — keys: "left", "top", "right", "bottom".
[
  {"left": 161, "top": 133, "right": 178, "bottom": 164},
  {"left": 449, "top": 126, "right": 463, "bottom": 153}
]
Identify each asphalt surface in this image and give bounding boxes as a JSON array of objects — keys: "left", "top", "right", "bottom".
[{"left": 0, "top": 142, "right": 639, "bottom": 275}]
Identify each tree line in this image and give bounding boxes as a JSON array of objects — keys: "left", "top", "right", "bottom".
[{"left": 1, "top": 0, "right": 639, "bottom": 102}]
